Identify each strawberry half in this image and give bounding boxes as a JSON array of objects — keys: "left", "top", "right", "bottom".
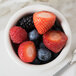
[
  {"left": 18, "top": 41, "right": 36, "bottom": 62},
  {"left": 33, "top": 11, "right": 56, "bottom": 34},
  {"left": 43, "top": 30, "right": 68, "bottom": 53}
]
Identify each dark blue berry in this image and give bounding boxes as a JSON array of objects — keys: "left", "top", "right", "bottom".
[
  {"left": 29, "top": 29, "right": 40, "bottom": 41},
  {"left": 37, "top": 48, "right": 52, "bottom": 62},
  {"left": 12, "top": 42, "right": 19, "bottom": 55},
  {"left": 51, "top": 18, "right": 64, "bottom": 32},
  {"left": 51, "top": 51, "right": 61, "bottom": 60},
  {"left": 31, "top": 58, "right": 42, "bottom": 65},
  {"left": 16, "top": 14, "right": 34, "bottom": 32},
  {"left": 39, "top": 42, "right": 46, "bottom": 49},
  {"left": 34, "top": 39, "right": 41, "bottom": 49},
  {"left": 29, "top": 29, "right": 42, "bottom": 49}
]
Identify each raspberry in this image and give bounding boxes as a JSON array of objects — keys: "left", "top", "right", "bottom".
[{"left": 10, "top": 26, "right": 27, "bottom": 44}]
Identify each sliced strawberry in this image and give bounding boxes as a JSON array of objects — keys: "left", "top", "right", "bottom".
[
  {"left": 43, "top": 30, "right": 68, "bottom": 53},
  {"left": 18, "top": 41, "right": 36, "bottom": 62},
  {"left": 33, "top": 11, "right": 56, "bottom": 34}
]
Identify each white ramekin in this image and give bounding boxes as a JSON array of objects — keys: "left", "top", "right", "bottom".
[{"left": 4, "top": 4, "right": 72, "bottom": 70}]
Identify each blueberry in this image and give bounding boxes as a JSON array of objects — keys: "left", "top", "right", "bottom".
[
  {"left": 16, "top": 14, "right": 34, "bottom": 32},
  {"left": 51, "top": 18, "right": 64, "bottom": 32},
  {"left": 39, "top": 42, "right": 46, "bottom": 49},
  {"left": 29, "top": 29, "right": 40, "bottom": 41},
  {"left": 37, "top": 48, "right": 52, "bottom": 62},
  {"left": 29, "top": 29, "right": 42, "bottom": 48}
]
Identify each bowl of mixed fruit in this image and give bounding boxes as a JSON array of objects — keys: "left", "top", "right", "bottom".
[{"left": 5, "top": 4, "right": 71, "bottom": 70}]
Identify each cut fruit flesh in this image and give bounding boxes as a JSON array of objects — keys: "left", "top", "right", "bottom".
[
  {"left": 38, "top": 12, "right": 51, "bottom": 18},
  {"left": 48, "top": 31, "right": 61, "bottom": 41}
]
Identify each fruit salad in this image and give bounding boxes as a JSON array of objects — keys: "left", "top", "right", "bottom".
[{"left": 9, "top": 11, "right": 68, "bottom": 65}]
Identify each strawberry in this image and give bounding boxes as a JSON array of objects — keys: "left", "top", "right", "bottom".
[
  {"left": 10, "top": 26, "right": 27, "bottom": 44},
  {"left": 43, "top": 30, "right": 68, "bottom": 53},
  {"left": 18, "top": 41, "right": 36, "bottom": 62},
  {"left": 33, "top": 11, "right": 56, "bottom": 34}
]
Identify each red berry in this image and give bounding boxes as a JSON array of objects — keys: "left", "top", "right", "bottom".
[
  {"left": 33, "top": 11, "right": 56, "bottom": 34},
  {"left": 10, "top": 26, "right": 27, "bottom": 44},
  {"left": 18, "top": 41, "right": 36, "bottom": 62},
  {"left": 43, "top": 30, "right": 68, "bottom": 53}
]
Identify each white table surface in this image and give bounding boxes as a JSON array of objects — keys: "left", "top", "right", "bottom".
[{"left": 0, "top": 0, "right": 76, "bottom": 76}]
